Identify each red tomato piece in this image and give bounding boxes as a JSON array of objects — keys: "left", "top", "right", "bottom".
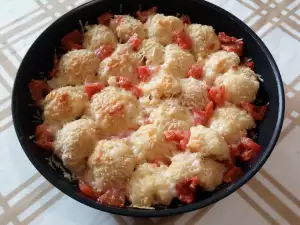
[
  {"left": 209, "top": 86, "right": 226, "bottom": 107},
  {"left": 180, "top": 15, "right": 191, "bottom": 24},
  {"left": 84, "top": 82, "right": 106, "bottom": 99},
  {"left": 240, "top": 137, "right": 261, "bottom": 152},
  {"left": 130, "top": 86, "right": 143, "bottom": 98},
  {"left": 137, "top": 66, "right": 151, "bottom": 82},
  {"left": 79, "top": 180, "right": 98, "bottom": 199},
  {"left": 98, "top": 187, "right": 126, "bottom": 207},
  {"left": 108, "top": 104, "right": 124, "bottom": 116},
  {"left": 136, "top": 6, "right": 157, "bottom": 23},
  {"left": 240, "top": 58, "right": 255, "bottom": 70},
  {"left": 98, "top": 12, "right": 113, "bottom": 25},
  {"left": 240, "top": 101, "right": 268, "bottom": 121},
  {"left": 176, "top": 176, "right": 199, "bottom": 204},
  {"left": 94, "top": 44, "right": 115, "bottom": 60},
  {"left": 128, "top": 33, "right": 142, "bottom": 51},
  {"left": 192, "top": 101, "right": 214, "bottom": 126},
  {"left": 240, "top": 149, "right": 255, "bottom": 161},
  {"left": 187, "top": 64, "right": 203, "bottom": 79},
  {"left": 35, "top": 123, "right": 54, "bottom": 151},
  {"left": 28, "top": 80, "right": 50, "bottom": 103},
  {"left": 218, "top": 32, "right": 244, "bottom": 57},
  {"left": 172, "top": 29, "right": 192, "bottom": 50},
  {"left": 164, "top": 130, "right": 190, "bottom": 151},
  {"left": 49, "top": 54, "right": 59, "bottom": 78},
  {"left": 61, "top": 30, "right": 83, "bottom": 52},
  {"left": 218, "top": 32, "right": 237, "bottom": 43},
  {"left": 116, "top": 76, "right": 143, "bottom": 97},
  {"left": 223, "top": 166, "right": 242, "bottom": 183}
]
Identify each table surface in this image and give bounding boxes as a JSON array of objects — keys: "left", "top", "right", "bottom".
[{"left": 0, "top": 0, "right": 300, "bottom": 224}]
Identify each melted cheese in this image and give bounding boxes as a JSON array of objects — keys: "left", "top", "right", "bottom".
[{"left": 214, "top": 66, "right": 259, "bottom": 104}]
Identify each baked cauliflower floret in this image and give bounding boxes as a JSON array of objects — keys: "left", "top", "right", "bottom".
[
  {"left": 138, "top": 38, "right": 165, "bottom": 65},
  {"left": 139, "top": 95, "right": 162, "bottom": 118},
  {"left": 110, "top": 15, "right": 146, "bottom": 42},
  {"left": 187, "top": 125, "right": 230, "bottom": 161},
  {"left": 149, "top": 99, "right": 193, "bottom": 132},
  {"left": 208, "top": 103, "right": 255, "bottom": 144},
  {"left": 161, "top": 44, "right": 195, "bottom": 78},
  {"left": 83, "top": 24, "right": 118, "bottom": 51},
  {"left": 215, "top": 66, "right": 259, "bottom": 104},
  {"left": 87, "top": 139, "right": 135, "bottom": 192},
  {"left": 54, "top": 119, "right": 98, "bottom": 173},
  {"left": 87, "top": 86, "right": 140, "bottom": 135},
  {"left": 146, "top": 14, "right": 184, "bottom": 46},
  {"left": 180, "top": 77, "right": 209, "bottom": 110},
  {"left": 203, "top": 50, "right": 240, "bottom": 85},
  {"left": 139, "top": 70, "right": 181, "bottom": 98},
  {"left": 127, "top": 163, "right": 168, "bottom": 207},
  {"left": 48, "top": 49, "right": 100, "bottom": 88},
  {"left": 43, "top": 86, "right": 88, "bottom": 126},
  {"left": 186, "top": 24, "right": 220, "bottom": 60},
  {"left": 130, "top": 124, "right": 177, "bottom": 164},
  {"left": 98, "top": 44, "right": 141, "bottom": 84}
]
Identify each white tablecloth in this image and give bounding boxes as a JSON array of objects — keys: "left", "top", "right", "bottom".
[{"left": 0, "top": 0, "right": 300, "bottom": 224}]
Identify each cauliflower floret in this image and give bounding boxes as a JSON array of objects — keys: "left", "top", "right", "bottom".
[
  {"left": 214, "top": 66, "right": 259, "bottom": 104},
  {"left": 110, "top": 15, "right": 146, "bottom": 42},
  {"left": 48, "top": 49, "right": 100, "bottom": 88},
  {"left": 54, "top": 119, "right": 99, "bottom": 173},
  {"left": 208, "top": 103, "right": 255, "bottom": 144},
  {"left": 187, "top": 125, "right": 230, "bottom": 161},
  {"left": 139, "top": 95, "right": 162, "bottom": 118},
  {"left": 161, "top": 44, "right": 195, "bottom": 78},
  {"left": 87, "top": 86, "right": 140, "bottom": 135},
  {"left": 98, "top": 44, "right": 142, "bottom": 84},
  {"left": 180, "top": 77, "right": 209, "bottom": 110},
  {"left": 146, "top": 14, "right": 184, "bottom": 46},
  {"left": 83, "top": 24, "right": 118, "bottom": 51},
  {"left": 87, "top": 139, "right": 135, "bottom": 192},
  {"left": 130, "top": 124, "right": 177, "bottom": 164},
  {"left": 203, "top": 50, "right": 240, "bottom": 85},
  {"left": 138, "top": 38, "right": 165, "bottom": 65},
  {"left": 186, "top": 24, "right": 220, "bottom": 60},
  {"left": 149, "top": 99, "right": 193, "bottom": 132}
]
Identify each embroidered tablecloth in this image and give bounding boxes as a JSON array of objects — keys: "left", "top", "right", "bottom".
[{"left": 0, "top": 0, "right": 299, "bottom": 224}]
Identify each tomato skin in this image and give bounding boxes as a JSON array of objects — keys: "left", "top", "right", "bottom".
[
  {"left": 209, "top": 86, "right": 226, "bottom": 107},
  {"left": 187, "top": 64, "right": 203, "bottom": 79},
  {"left": 97, "top": 187, "right": 126, "bottom": 207},
  {"left": 223, "top": 166, "right": 242, "bottom": 183},
  {"left": 172, "top": 29, "right": 192, "bottom": 50},
  {"left": 240, "top": 137, "right": 261, "bottom": 152},
  {"left": 35, "top": 123, "right": 54, "bottom": 151},
  {"left": 218, "top": 32, "right": 244, "bottom": 57},
  {"left": 128, "top": 33, "right": 142, "bottom": 51},
  {"left": 61, "top": 30, "right": 83, "bottom": 52},
  {"left": 241, "top": 58, "right": 255, "bottom": 70},
  {"left": 98, "top": 12, "right": 113, "bottom": 25},
  {"left": 192, "top": 101, "right": 214, "bottom": 126},
  {"left": 163, "top": 130, "right": 190, "bottom": 151},
  {"left": 240, "top": 149, "right": 255, "bottom": 161},
  {"left": 28, "top": 80, "right": 50, "bottom": 103},
  {"left": 136, "top": 6, "right": 157, "bottom": 23},
  {"left": 116, "top": 76, "right": 143, "bottom": 98},
  {"left": 176, "top": 176, "right": 199, "bottom": 204},
  {"left": 79, "top": 180, "right": 98, "bottom": 199},
  {"left": 84, "top": 82, "right": 106, "bottom": 99},
  {"left": 137, "top": 66, "right": 151, "bottom": 82},
  {"left": 240, "top": 101, "right": 268, "bottom": 121},
  {"left": 94, "top": 44, "right": 115, "bottom": 60}
]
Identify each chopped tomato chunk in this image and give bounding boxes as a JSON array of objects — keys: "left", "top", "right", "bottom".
[
  {"left": 223, "top": 166, "right": 242, "bottom": 183},
  {"left": 116, "top": 76, "right": 143, "bottom": 97},
  {"left": 229, "top": 143, "right": 243, "bottom": 158},
  {"left": 108, "top": 104, "right": 124, "bottom": 116},
  {"left": 97, "top": 187, "right": 126, "bottom": 207},
  {"left": 28, "top": 80, "right": 50, "bottom": 103},
  {"left": 79, "top": 180, "right": 98, "bottom": 199},
  {"left": 240, "top": 101, "right": 268, "bottom": 121},
  {"left": 240, "top": 137, "right": 261, "bottom": 152},
  {"left": 192, "top": 101, "right": 214, "bottom": 126},
  {"left": 98, "top": 12, "right": 113, "bottom": 25},
  {"left": 187, "top": 64, "right": 203, "bottom": 79},
  {"left": 180, "top": 15, "right": 191, "bottom": 24},
  {"left": 240, "top": 58, "right": 255, "bottom": 70},
  {"left": 128, "top": 33, "right": 142, "bottom": 51},
  {"left": 94, "top": 44, "right": 115, "bottom": 60},
  {"left": 35, "top": 123, "right": 54, "bottom": 151},
  {"left": 176, "top": 176, "right": 199, "bottom": 204},
  {"left": 84, "top": 82, "right": 106, "bottom": 99},
  {"left": 61, "top": 30, "right": 83, "bottom": 52},
  {"left": 172, "top": 29, "right": 192, "bottom": 50},
  {"left": 136, "top": 6, "right": 157, "bottom": 23},
  {"left": 209, "top": 86, "right": 226, "bottom": 107},
  {"left": 49, "top": 54, "right": 59, "bottom": 78},
  {"left": 164, "top": 130, "right": 190, "bottom": 151},
  {"left": 137, "top": 66, "right": 151, "bottom": 82},
  {"left": 219, "top": 32, "right": 244, "bottom": 57},
  {"left": 240, "top": 149, "right": 255, "bottom": 161}
]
